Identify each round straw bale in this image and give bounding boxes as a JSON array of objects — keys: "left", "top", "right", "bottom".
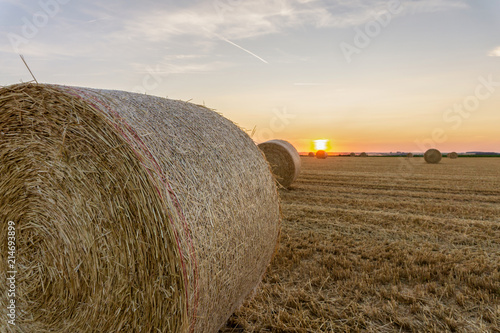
[
  {"left": 258, "top": 140, "right": 301, "bottom": 188},
  {"left": 424, "top": 148, "right": 442, "bottom": 164},
  {"left": 316, "top": 150, "right": 328, "bottom": 159},
  {"left": 350, "top": 152, "right": 356, "bottom": 157},
  {"left": 0, "top": 83, "right": 281, "bottom": 333},
  {"left": 407, "top": 153, "right": 414, "bottom": 158},
  {"left": 360, "top": 152, "right": 368, "bottom": 157},
  {"left": 448, "top": 152, "right": 458, "bottom": 159},
  {"left": 308, "top": 152, "right": 315, "bottom": 157}
]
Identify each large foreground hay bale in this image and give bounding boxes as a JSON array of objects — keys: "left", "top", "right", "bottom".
[
  {"left": 316, "top": 150, "right": 328, "bottom": 159},
  {"left": 424, "top": 148, "right": 442, "bottom": 164},
  {"left": 258, "top": 139, "right": 301, "bottom": 188},
  {"left": 0, "top": 84, "right": 281, "bottom": 333},
  {"left": 448, "top": 152, "right": 458, "bottom": 159}
]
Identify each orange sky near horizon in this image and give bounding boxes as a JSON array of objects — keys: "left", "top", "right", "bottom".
[
  {"left": 1, "top": 1, "right": 499, "bottom": 153},
  {"left": 221, "top": 90, "right": 500, "bottom": 153}
]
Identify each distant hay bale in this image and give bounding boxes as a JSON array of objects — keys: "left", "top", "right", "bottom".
[
  {"left": 407, "top": 153, "right": 414, "bottom": 158},
  {"left": 316, "top": 150, "right": 328, "bottom": 159},
  {"left": 424, "top": 148, "right": 442, "bottom": 164},
  {"left": 360, "top": 152, "right": 368, "bottom": 157},
  {"left": 258, "top": 140, "right": 301, "bottom": 188},
  {"left": 448, "top": 152, "right": 458, "bottom": 159},
  {"left": 350, "top": 152, "right": 356, "bottom": 157},
  {"left": 0, "top": 83, "right": 281, "bottom": 333},
  {"left": 308, "top": 152, "right": 315, "bottom": 157}
]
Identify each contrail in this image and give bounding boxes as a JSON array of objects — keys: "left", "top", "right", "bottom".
[{"left": 207, "top": 30, "right": 269, "bottom": 64}]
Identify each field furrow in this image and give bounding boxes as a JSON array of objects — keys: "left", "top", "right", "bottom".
[{"left": 222, "top": 158, "right": 500, "bottom": 333}]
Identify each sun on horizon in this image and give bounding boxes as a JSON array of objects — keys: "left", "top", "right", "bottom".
[{"left": 313, "top": 139, "right": 330, "bottom": 152}]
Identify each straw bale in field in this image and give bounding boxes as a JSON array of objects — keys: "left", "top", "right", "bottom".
[
  {"left": 424, "top": 148, "right": 442, "bottom": 164},
  {"left": 316, "top": 150, "right": 328, "bottom": 159},
  {"left": 258, "top": 140, "right": 301, "bottom": 188},
  {"left": 0, "top": 83, "right": 281, "bottom": 333}
]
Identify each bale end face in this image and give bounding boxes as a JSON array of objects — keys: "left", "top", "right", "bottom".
[{"left": 258, "top": 140, "right": 301, "bottom": 188}]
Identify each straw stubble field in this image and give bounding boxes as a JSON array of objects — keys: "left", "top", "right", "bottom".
[{"left": 221, "top": 157, "right": 500, "bottom": 332}]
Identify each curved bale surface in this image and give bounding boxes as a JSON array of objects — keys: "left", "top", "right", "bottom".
[
  {"left": 350, "top": 152, "right": 356, "bottom": 157},
  {"left": 407, "top": 153, "right": 414, "bottom": 158},
  {"left": 316, "top": 150, "right": 328, "bottom": 159},
  {"left": 308, "top": 152, "right": 315, "bottom": 157},
  {"left": 424, "top": 148, "right": 442, "bottom": 164},
  {"left": 360, "top": 152, "right": 368, "bottom": 157},
  {"left": 0, "top": 84, "right": 281, "bottom": 333},
  {"left": 258, "top": 140, "right": 301, "bottom": 188},
  {"left": 448, "top": 152, "right": 458, "bottom": 159}
]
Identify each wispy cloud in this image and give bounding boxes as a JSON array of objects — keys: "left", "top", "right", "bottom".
[
  {"left": 488, "top": 46, "right": 500, "bottom": 57},
  {"left": 0, "top": 0, "right": 470, "bottom": 85},
  {"left": 130, "top": 58, "right": 228, "bottom": 75},
  {"left": 110, "top": 0, "right": 468, "bottom": 43},
  {"left": 294, "top": 82, "right": 322, "bottom": 86},
  {"left": 2, "top": 0, "right": 468, "bottom": 59}
]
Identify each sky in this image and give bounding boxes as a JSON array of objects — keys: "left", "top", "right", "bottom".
[{"left": 1, "top": 0, "right": 499, "bottom": 153}]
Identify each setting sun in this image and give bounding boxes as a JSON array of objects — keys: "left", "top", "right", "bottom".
[{"left": 313, "top": 139, "right": 330, "bottom": 151}]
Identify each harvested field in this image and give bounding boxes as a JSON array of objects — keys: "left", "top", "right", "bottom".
[{"left": 221, "top": 157, "right": 500, "bottom": 332}]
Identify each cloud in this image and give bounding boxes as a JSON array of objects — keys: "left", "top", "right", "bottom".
[
  {"left": 110, "top": 0, "right": 468, "bottom": 43},
  {"left": 403, "top": 0, "right": 467, "bottom": 13},
  {"left": 2, "top": 0, "right": 469, "bottom": 57},
  {"left": 0, "top": 0, "right": 469, "bottom": 84},
  {"left": 130, "top": 57, "right": 229, "bottom": 75},
  {"left": 488, "top": 46, "right": 500, "bottom": 57}
]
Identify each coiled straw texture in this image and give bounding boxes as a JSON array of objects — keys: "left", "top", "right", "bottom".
[
  {"left": 0, "top": 83, "right": 281, "bottom": 333},
  {"left": 258, "top": 139, "right": 301, "bottom": 188}
]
